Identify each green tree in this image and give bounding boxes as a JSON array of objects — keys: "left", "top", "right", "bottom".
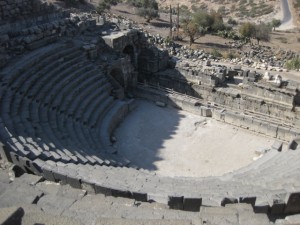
[
  {"left": 181, "top": 17, "right": 206, "bottom": 46},
  {"left": 193, "top": 10, "right": 214, "bottom": 30},
  {"left": 227, "top": 17, "right": 237, "bottom": 26},
  {"left": 136, "top": 0, "right": 159, "bottom": 23},
  {"left": 210, "top": 11, "right": 225, "bottom": 31},
  {"left": 254, "top": 23, "right": 271, "bottom": 45},
  {"left": 96, "top": 0, "right": 120, "bottom": 14},
  {"left": 271, "top": 19, "right": 281, "bottom": 31},
  {"left": 192, "top": 10, "right": 225, "bottom": 32},
  {"left": 285, "top": 57, "right": 300, "bottom": 70},
  {"left": 239, "top": 22, "right": 256, "bottom": 42}
]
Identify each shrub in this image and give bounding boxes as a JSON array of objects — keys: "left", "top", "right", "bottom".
[
  {"left": 228, "top": 17, "right": 237, "bottom": 26},
  {"left": 211, "top": 49, "right": 222, "bottom": 58},
  {"left": 223, "top": 51, "right": 238, "bottom": 59},
  {"left": 285, "top": 57, "right": 300, "bottom": 70},
  {"left": 276, "top": 37, "right": 288, "bottom": 43}
]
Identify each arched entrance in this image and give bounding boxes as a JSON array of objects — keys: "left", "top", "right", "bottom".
[
  {"left": 123, "top": 45, "right": 135, "bottom": 66},
  {"left": 110, "top": 68, "right": 125, "bottom": 87}
]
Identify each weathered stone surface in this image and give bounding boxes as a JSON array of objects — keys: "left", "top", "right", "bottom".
[
  {"left": 168, "top": 196, "right": 184, "bottom": 210},
  {"left": 0, "top": 182, "right": 43, "bottom": 207},
  {"left": 183, "top": 197, "right": 202, "bottom": 212},
  {"left": 221, "top": 197, "right": 238, "bottom": 206},
  {"left": 199, "top": 206, "right": 238, "bottom": 225},
  {"left": 23, "top": 211, "right": 83, "bottom": 225},
  {"left": 95, "top": 218, "right": 192, "bottom": 225},
  {"left": 0, "top": 206, "right": 24, "bottom": 225},
  {"left": 272, "top": 140, "right": 283, "bottom": 151},
  {"left": 285, "top": 192, "right": 300, "bottom": 214}
]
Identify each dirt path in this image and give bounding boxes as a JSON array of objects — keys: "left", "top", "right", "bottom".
[{"left": 278, "top": 0, "right": 296, "bottom": 30}]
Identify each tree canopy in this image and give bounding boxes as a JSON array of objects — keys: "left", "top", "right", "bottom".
[
  {"left": 239, "top": 22, "right": 271, "bottom": 44},
  {"left": 271, "top": 19, "right": 281, "bottom": 31},
  {"left": 181, "top": 10, "right": 225, "bottom": 46},
  {"left": 134, "top": 0, "right": 159, "bottom": 23},
  {"left": 96, "top": 0, "right": 120, "bottom": 14}
]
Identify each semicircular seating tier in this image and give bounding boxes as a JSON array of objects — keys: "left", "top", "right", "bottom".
[
  {"left": 0, "top": 41, "right": 132, "bottom": 168},
  {"left": 1, "top": 42, "right": 300, "bottom": 214}
]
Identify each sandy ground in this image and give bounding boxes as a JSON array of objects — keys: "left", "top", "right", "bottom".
[{"left": 114, "top": 100, "right": 274, "bottom": 178}]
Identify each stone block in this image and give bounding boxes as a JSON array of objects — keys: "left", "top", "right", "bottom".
[
  {"left": 285, "top": 192, "right": 300, "bottom": 214},
  {"left": 111, "top": 188, "right": 132, "bottom": 198},
  {"left": 0, "top": 207, "right": 24, "bottom": 225},
  {"left": 221, "top": 197, "right": 238, "bottom": 206},
  {"left": 267, "top": 124, "right": 278, "bottom": 138},
  {"left": 155, "top": 101, "right": 166, "bottom": 107},
  {"left": 239, "top": 196, "right": 256, "bottom": 207},
  {"left": 254, "top": 198, "right": 269, "bottom": 214},
  {"left": 94, "top": 183, "right": 112, "bottom": 196},
  {"left": 200, "top": 106, "right": 212, "bottom": 117},
  {"left": 31, "top": 159, "right": 44, "bottom": 176},
  {"left": 168, "top": 196, "right": 183, "bottom": 210},
  {"left": 224, "top": 111, "right": 236, "bottom": 124},
  {"left": 0, "top": 144, "right": 12, "bottom": 162},
  {"left": 81, "top": 179, "right": 95, "bottom": 194},
  {"left": 240, "top": 116, "right": 252, "bottom": 129},
  {"left": 288, "top": 138, "right": 299, "bottom": 150},
  {"left": 271, "top": 199, "right": 285, "bottom": 215},
  {"left": 41, "top": 164, "right": 56, "bottom": 182},
  {"left": 277, "top": 126, "right": 290, "bottom": 141},
  {"left": 271, "top": 140, "right": 283, "bottom": 152},
  {"left": 132, "top": 192, "right": 147, "bottom": 202},
  {"left": 67, "top": 174, "right": 81, "bottom": 189},
  {"left": 52, "top": 167, "right": 68, "bottom": 184},
  {"left": 285, "top": 214, "right": 300, "bottom": 224},
  {"left": 200, "top": 206, "right": 238, "bottom": 224},
  {"left": 183, "top": 197, "right": 202, "bottom": 212}
]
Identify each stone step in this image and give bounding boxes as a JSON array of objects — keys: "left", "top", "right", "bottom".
[
  {"left": 10, "top": 48, "right": 83, "bottom": 95},
  {"left": 1, "top": 43, "right": 62, "bottom": 82},
  {"left": 89, "top": 95, "right": 114, "bottom": 128},
  {"left": 222, "top": 149, "right": 280, "bottom": 180},
  {"left": 0, "top": 206, "right": 24, "bottom": 225},
  {"left": 95, "top": 218, "right": 193, "bottom": 225},
  {"left": 98, "top": 100, "right": 132, "bottom": 149},
  {"left": 22, "top": 211, "right": 83, "bottom": 225},
  {"left": 72, "top": 82, "right": 111, "bottom": 121},
  {"left": 57, "top": 70, "right": 102, "bottom": 112},
  {"left": 82, "top": 93, "right": 112, "bottom": 125},
  {"left": 35, "top": 58, "right": 89, "bottom": 104}
]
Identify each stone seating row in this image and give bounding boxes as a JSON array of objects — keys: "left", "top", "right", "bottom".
[
  {"left": 2, "top": 147, "right": 300, "bottom": 215},
  {"left": 0, "top": 42, "right": 131, "bottom": 167}
]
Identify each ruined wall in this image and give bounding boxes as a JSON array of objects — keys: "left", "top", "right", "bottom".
[
  {"left": 138, "top": 47, "right": 169, "bottom": 76},
  {"left": 213, "top": 109, "right": 299, "bottom": 142},
  {"left": 148, "top": 68, "right": 299, "bottom": 126},
  {"left": 242, "top": 83, "right": 295, "bottom": 106},
  {"left": 134, "top": 85, "right": 299, "bottom": 142},
  {"left": 0, "top": 0, "right": 54, "bottom": 21},
  {"left": 0, "top": 12, "right": 96, "bottom": 68}
]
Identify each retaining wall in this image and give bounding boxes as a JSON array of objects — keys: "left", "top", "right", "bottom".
[{"left": 135, "top": 85, "right": 299, "bottom": 142}]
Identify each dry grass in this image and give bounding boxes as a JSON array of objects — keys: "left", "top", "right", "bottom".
[{"left": 111, "top": 3, "right": 300, "bottom": 53}]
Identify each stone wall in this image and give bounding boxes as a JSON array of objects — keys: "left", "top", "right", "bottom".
[
  {"left": 242, "top": 83, "right": 295, "bottom": 107},
  {"left": 0, "top": 12, "right": 96, "bottom": 68},
  {"left": 213, "top": 109, "right": 299, "bottom": 142},
  {"left": 147, "top": 68, "right": 300, "bottom": 127},
  {"left": 134, "top": 85, "right": 299, "bottom": 142},
  {"left": 102, "top": 30, "right": 140, "bottom": 53},
  {"left": 137, "top": 46, "right": 169, "bottom": 81},
  {"left": 0, "top": 0, "right": 55, "bottom": 22}
]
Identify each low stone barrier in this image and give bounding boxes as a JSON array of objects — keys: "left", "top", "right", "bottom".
[{"left": 135, "top": 85, "right": 299, "bottom": 142}]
